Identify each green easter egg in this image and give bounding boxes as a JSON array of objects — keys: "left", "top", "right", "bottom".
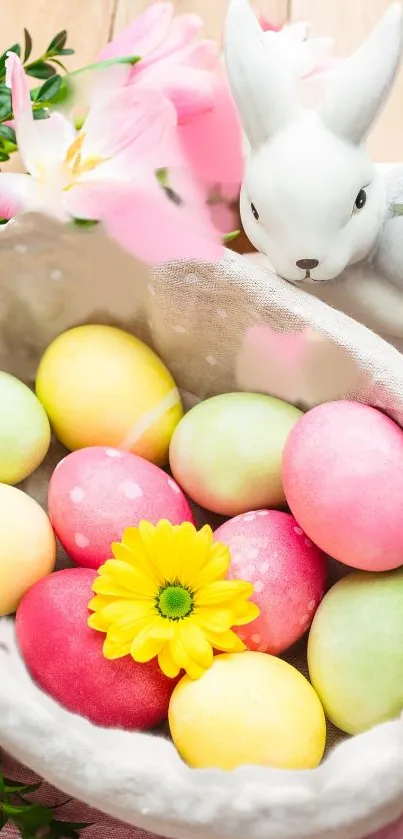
[
  {"left": 308, "top": 570, "right": 403, "bottom": 734},
  {"left": 169, "top": 392, "right": 302, "bottom": 515},
  {"left": 0, "top": 372, "right": 51, "bottom": 484}
]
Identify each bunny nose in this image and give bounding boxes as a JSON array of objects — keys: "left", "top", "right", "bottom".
[{"left": 296, "top": 259, "right": 319, "bottom": 270}]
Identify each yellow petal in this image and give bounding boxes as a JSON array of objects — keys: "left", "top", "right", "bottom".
[
  {"left": 107, "top": 614, "right": 155, "bottom": 643},
  {"left": 103, "top": 637, "right": 131, "bottom": 659},
  {"left": 88, "top": 594, "right": 115, "bottom": 612},
  {"left": 100, "top": 559, "right": 156, "bottom": 597},
  {"left": 101, "top": 598, "right": 153, "bottom": 623},
  {"left": 92, "top": 574, "right": 137, "bottom": 598},
  {"left": 205, "top": 628, "right": 247, "bottom": 653},
  {"left": 173, "top": 523, "right": 213, "bottom": 587},
  {"left": 158, "top": 644, "right": 181, "bottom": 679},
  {"left": 149, "top": 519, "right": 179, "bottom": 580},
  {"left": 233, "top": 601, "right": 260, "bottom": 626},
  {"left": 192, "top": 543, "right": 231, "bottom": 588},
  {"left": 178, "top": 619, "right": 214, "bottom": 670},
  {"left": 195, "top": 606, "right": 234, "bottom": 633},
  {"left": 169, "top": 629, "right": 207, "bottom": 680},
  {"left": 186, "top": 660, "right": 208, "bottom": 680},
  {"left": 130, "top": 618, "right": 174, "bottom": 663},
  {"left": 131, "top": 635, "right": 165, "bottom": 663},
  {"left": 113, "top": 535, "right": 161, "bottom": 585},
  {"left": 194, "top": 580, "right": 254, "bottom": 607},
  {"left": 88, "top": 612, "right": 109, "bottom": 632}
]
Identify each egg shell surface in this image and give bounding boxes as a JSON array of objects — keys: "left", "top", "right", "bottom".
[
  {"left": 0, "top": 484, "right": 56, "bottom": 615},
  {"left": 215, "top": 510, "right": 327, "bottom": 654},
  {"left": 0, "top": 371, "right": 50, "bottom": 485},
  {"left": 308, "top": 570, "right": 403, "bottom": 734},
  {"left": 169, "top": 392, "right": 303, "bottom": 516},
  {"left": 283, "top": 400, "right": 403, "bottom": 571},
  {"left": 16, "top": 567, "right": 176, "bottom": 729},
  {"left": 169, "top": 652, "right": 326, "bottom": 770},
  {"left": 35, "top": 324, "right": 183, "bottom": 466},
  {"left": 48, "top": 446, "right": 194, "bottom": 569}
]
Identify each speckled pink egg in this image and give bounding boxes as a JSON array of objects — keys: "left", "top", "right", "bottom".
[
  {"left": 283, "top": 401, "right": 403, "bottom": 571},
  {"left": 16, "top": 568, "right": 176, "bottom": 729},
  {"left": 48, "top": 446, "right": 194, "bottom": 569},
  {"left": 214, "top": 510, "right": 327, "bottom": 654}
]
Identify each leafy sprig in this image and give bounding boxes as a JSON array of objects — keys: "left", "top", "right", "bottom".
[
  {"left": 0, "top": 29, "right": 75, "bottom": 162},
  {"left": 0, "top": 768, "right": 91, "bottom": 838}
]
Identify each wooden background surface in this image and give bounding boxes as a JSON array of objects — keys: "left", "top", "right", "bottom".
[{"left": 0, "top": 0, "right": 402, "bottom": 161}]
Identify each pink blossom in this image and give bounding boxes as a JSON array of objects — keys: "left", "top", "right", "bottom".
[
  {"left": 0, "top": 52, "right": 222, "bottom": 265},
  {"left": 259, "top": 18, "right": 284, "bottom": 32},
  {"left": 98, "top": 2, "right": 218, "bottom": 121},
  {"left": 97, "top": 1, "right": 244, "bottom": 233}
]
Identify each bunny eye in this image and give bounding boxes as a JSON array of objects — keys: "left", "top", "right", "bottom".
[
  {"left": 355, "top": 189, "right": 367, "bottom": 210},
  {"left": 251, "top": 203, "right": 259, "bottom": 220}
]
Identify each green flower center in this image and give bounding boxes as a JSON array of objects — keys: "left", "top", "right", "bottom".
[{"left": 157, "top": 583, "right": 193, "bottom": 621}]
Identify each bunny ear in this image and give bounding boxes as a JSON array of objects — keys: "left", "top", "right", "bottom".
[
  {"left": 224, "top": 0, "right": 298, "bottom": 148},
  {"left": 319, "top": 3, "right": 403, "bottom": 144}
]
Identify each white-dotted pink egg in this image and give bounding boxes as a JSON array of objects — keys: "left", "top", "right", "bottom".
[
  {"left": 214, "top": 510, "right": 327, "bottom": 654},
  {"left": 48, "top": 447, "right": 194, "bottom": 569}
]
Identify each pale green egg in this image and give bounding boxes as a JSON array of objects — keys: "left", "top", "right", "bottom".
[
  {"left": 169, "top": 392, "right": 302, "bottom": 515},
  {"left": 0, "top": 372, "right": 51, "bottom": 484},
  {"left": 308, "top": 570, "right": 403, "bottom": 734}
]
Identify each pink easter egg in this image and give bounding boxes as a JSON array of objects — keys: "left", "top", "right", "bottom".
[
  {"left": 16, "top": 568, "right": 176, "bottom": 729},
  {"left": 48, "top": 446, "right": 194, "bottom": 569},
  {"left": 282, "top": 401, "right": 403, "bottom": 571},
  {"left": 215, "top": 510, "right": 327, "bottom": 654}
]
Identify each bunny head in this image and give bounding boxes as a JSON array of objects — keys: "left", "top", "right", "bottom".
[{"left": 225, "top": 0, "right": 403, "bottom": 284}]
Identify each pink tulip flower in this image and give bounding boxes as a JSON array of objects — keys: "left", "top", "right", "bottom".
[{"left": 0, "top": 52, "right": 222, "bottom": 264}]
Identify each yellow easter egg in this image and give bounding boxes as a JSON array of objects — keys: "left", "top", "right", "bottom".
[
  {"left": 36, "top": 325, "right": 183, "bottom": 465},
  {"left": 0, "top": 484, "right": 56, "bottom": 615},
  {"left": 168, "top": 652, "right": 326, "bottom": 770}
]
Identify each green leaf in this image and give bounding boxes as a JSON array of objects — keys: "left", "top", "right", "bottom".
[
  {"left": 0, "top": 769, "right": 4, "bottom": 793},
  {"left": 223, "top": 229, "right": 241, "bottom": 243},
  {"left": 23, "top": 28, "right": 33, "bottom": 62},
  {"left": 392, "top": 202, "right": 403, "bottom": 217},
  {"left": 3, "top": 779, "right": 41, "bottom": 794},
  {"left": 2, "top": 801, "right": 54, "bottom": 830},
  {"left": 0, "top": 809, "right": 7, "bottom": 830},
  {"left": 0, "top": 151, "right": 10, "bottom": 162},
  {"left": 0, "top": 100, "right": 11, "bottom": 121},
  {"left": 50, "top": 58, "right": 68, "bottom": 73},
  {"left": 38, "top": 73, "right": 73, "bottom": 107},
  {"left": 72, "top": 218, "right": 99, "bottom": 228},
  {"left": 0, "top": 83, "right": 11, "bottom": 102},
  {"left": 33, "top": 107, "right": 50, "bottom": 120},
  {"left": 25, "top": 61, "right": 56, "bottom": 79},
  {"left": 0, "top": 124, "right": 16, "bottom": 144},
  {"left": 0, "top": 43, "right": 21, "bottom": 80},
  {"left": 37, "top": 74, "right": 62, "bottom": 102},
  {"left": 47, "top": 30, "right": 67, "bottom": 55},
  {"left": 58, "top": 48, "right": 75, "bottom": 56}
]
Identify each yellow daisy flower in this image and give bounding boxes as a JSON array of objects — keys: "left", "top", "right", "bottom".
[{"left": 88, "top": 519, "right": 259, "bottom": 680}]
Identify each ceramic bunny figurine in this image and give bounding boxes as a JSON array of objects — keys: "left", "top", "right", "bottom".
[{"left": 225, "top": 0, "right": 403, "bottom": 349}]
